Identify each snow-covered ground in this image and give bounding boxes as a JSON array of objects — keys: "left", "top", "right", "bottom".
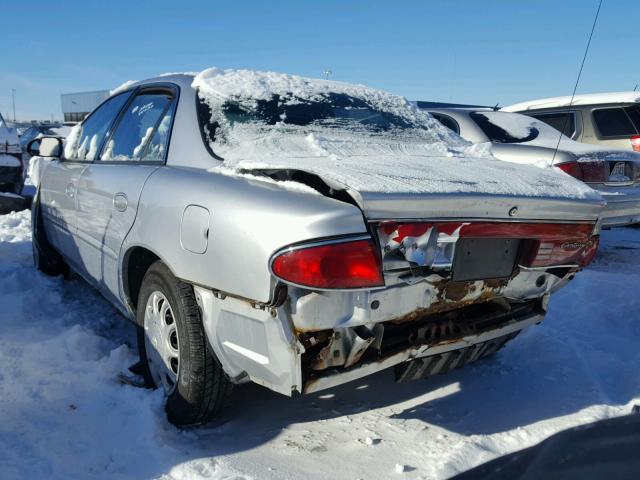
[{"left": 0, "top": 208, "right": 638, "bottom": 480}]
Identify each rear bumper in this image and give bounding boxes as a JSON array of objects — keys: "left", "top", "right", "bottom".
[
  {"left": 597, "top": 184, "right": 640, "bottom": 227},
  {"left": 303, "top": 308, "right": 544, "bottom": 393}
]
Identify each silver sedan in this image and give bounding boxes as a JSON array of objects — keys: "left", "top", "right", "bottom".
[{"left": 31, "top": 70, "right": 603, "bottom": 425}]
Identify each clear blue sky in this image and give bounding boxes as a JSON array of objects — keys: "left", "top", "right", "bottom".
[{"left": 1, "top": 0, "right": 637, "bottom": 121}]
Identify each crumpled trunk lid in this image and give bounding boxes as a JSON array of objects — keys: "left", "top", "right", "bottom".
[{"left": 227, "top": 132, "right": 606, "bottom": 222}]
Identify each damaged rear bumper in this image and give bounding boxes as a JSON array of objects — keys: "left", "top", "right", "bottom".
[
  {"left": 194, "top": 282, "right": 546, "bottom": 396},
  {"left": 302, "top": 307, "right": 543, "bottom": 393}
]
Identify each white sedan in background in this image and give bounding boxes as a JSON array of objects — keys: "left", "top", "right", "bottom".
[{"left": 424, "top": 108, "right": 640, "bottom": 227}]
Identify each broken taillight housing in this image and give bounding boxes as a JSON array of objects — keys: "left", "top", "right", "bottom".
[
  {"left": 271, "top": 238, "right": 384, "bottom": 289},
  {"left": 527, "top": 236, "right": 600, "bottom": 268},
  {"left": 556, "top": 161, "right": 606, "bottom": 183},
  {"left": 378, "top": 221, "right": 600, "bottom": 272}
]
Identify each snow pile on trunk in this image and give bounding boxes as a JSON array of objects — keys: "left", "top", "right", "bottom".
[
  {"left": 193, "top": 68, "right": 599, "bottom": 201},
  {"left": 1, "top": 208, "right": 638, "bottom": 479}
]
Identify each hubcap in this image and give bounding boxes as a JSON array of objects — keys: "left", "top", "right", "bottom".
[{"left": 143, "top": 291, "right": 180, "bottom": 394}]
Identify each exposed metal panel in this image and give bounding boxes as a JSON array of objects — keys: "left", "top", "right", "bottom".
[{"left": 60, "top": 90, "right": 110, "bottom": 114}]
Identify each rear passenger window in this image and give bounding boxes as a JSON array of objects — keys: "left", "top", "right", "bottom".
[
  {"left": 531, "top": 112, "right": 576, "bottom": 137},
  {"left": 592, "top": 108, "right": 638, "bottom": 138},
  {"left": 101, "top": 91, "right": 175, "bottom": 162},
  {"left": 430, "top": 113, "right": 460, "bottom": 134},
  {"left": 65, "top": 92, "right": 131, "bottom": 161}
]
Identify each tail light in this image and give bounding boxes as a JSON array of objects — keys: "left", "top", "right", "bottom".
[
  {"left": 527, "top": 235, "right": 599, "bottom": 268},
  {"left": 556, "top": 161, "right": 606, "bottom": 183},
  {"left": 378, "top": 222, "right": 600, "bottom": 273},
  {"left": 271, "top": 238, "right": 384, "bottom": 289},
  {"left": 631, "top": 135, "right": 640, "bottom": 152}
]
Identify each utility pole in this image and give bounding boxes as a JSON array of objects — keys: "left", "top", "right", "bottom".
[{"left": 10, "top": 88, "right": 16, "bottom": 121}]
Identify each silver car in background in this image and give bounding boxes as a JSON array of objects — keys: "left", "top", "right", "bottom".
[
  {"left": 31, "top": 70, "right": 603, "bottom": 425},
  {"left": 425, "top": 108, "right": 640, "bottom": 227}
]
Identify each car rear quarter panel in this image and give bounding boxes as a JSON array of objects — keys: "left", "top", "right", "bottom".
[{"left": 121, "top": 166, "right": 367, "bottom": 304}]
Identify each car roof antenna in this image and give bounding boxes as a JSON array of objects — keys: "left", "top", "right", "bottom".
[{"left": 551, "top": 0, "right": 604, "bottom": 167}]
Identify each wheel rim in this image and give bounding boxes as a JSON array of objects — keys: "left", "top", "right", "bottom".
[{"left": 143, "top": 291, "right": 180, "bottom": 394}]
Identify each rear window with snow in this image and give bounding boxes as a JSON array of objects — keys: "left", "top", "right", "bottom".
[
  {"left": 192, "top": 68, "right": 464, "bottom": 159},
  {"left": 469, "top": 112, "right": 540, "bottom": 144},
  {"left": 197, "top": 93, "right": 435, "bottom": 147},
  {"left": 592, "top": 108, "right": 638, "bottom": 138}
]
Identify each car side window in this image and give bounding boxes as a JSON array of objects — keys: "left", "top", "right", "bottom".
[
  {"left": 592, "top": 108, "right": 638, "bottom": 138},
  {"left": 531, "top": 112, "right": 576, "bottom": 138},
  {"left": 65, "top": 92, "right": 131, "bottom": 161},
  {"left": 100, "top": 91, "right": 175, "bottom": 162}
]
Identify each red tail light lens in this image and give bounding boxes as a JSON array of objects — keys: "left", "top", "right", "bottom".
[
  {"left": 555, "top": 161, "right": 606, "bottom": 183},
  {"left": 271, "top": 238, "right": 384, "bottom": 289},
  {"left": 631, "top": 135, "right": 640, "bottom": 152},
  {"left": 528, "top": 236, "right": 600, "bottom": 268}
]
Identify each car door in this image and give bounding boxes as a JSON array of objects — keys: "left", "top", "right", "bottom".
[
  {"left": 75, "top": 85, "right": 178, "bottom": 305},
  {"left": 39, "top": 91, "right": 132, "bottom": 269}
]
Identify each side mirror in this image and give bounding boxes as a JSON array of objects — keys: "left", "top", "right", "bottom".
[{"left": 28, "top": 136, "right": 63, "bottom": 159}]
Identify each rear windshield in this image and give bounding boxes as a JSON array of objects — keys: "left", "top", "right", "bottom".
[
  {"left": 592, "top": 107, "right": 639, "bottom": 138},
  {"left": 469, "top": 111, "right": 539, "bottom": 143},
  {"left": 530, "top": 112, "right": 576, "bottom": 137}
]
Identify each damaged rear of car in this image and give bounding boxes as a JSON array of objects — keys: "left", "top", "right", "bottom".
[
  {"left": 190, "top": 69, "right": 604, "bottom": 397},
  {"left": 34, "top": 70, "right": 605, "bottom": 425}
]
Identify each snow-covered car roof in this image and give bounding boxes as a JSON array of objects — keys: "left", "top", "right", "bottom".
[{"left": 502, "top": 92, "right": 640, "bottom": 112}]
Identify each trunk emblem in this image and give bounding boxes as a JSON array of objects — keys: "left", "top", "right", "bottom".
[
  {"left": 561, "top": 241, "right": 587, "bottom": 251},
  {"left": 508, "top": 206, "right": 518, "bottom": 217}
]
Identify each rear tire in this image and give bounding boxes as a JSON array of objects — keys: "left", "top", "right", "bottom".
[{"left": 136, "top": 261, "right": 232, "bottom": 426}]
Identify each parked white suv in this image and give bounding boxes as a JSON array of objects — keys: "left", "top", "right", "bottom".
[{"left": 503, "top": 92, "right": 640, "bottom": 152}]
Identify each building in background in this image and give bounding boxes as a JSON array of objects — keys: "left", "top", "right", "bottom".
[{"left": 60, "top": 90, "right": 109, "bottom": 123}]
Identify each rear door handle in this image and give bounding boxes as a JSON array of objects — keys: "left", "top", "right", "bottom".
[
  {"left": 65, "top": 183, "right": 75, "bottom": 198},
  {"left": 113, "top": 192, "right": 128, "bottom": 212}
]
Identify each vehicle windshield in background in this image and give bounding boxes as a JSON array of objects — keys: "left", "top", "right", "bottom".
[{"left": 470, "top": 111, "right": 540, "bottom": 144}]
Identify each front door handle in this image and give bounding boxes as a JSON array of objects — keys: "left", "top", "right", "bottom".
[
  {"left": 65, "top": 183, "right": 75, "bottom": 198},
  {"left": 113, "top": 192, "right": 128, "bottom": 212}
]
